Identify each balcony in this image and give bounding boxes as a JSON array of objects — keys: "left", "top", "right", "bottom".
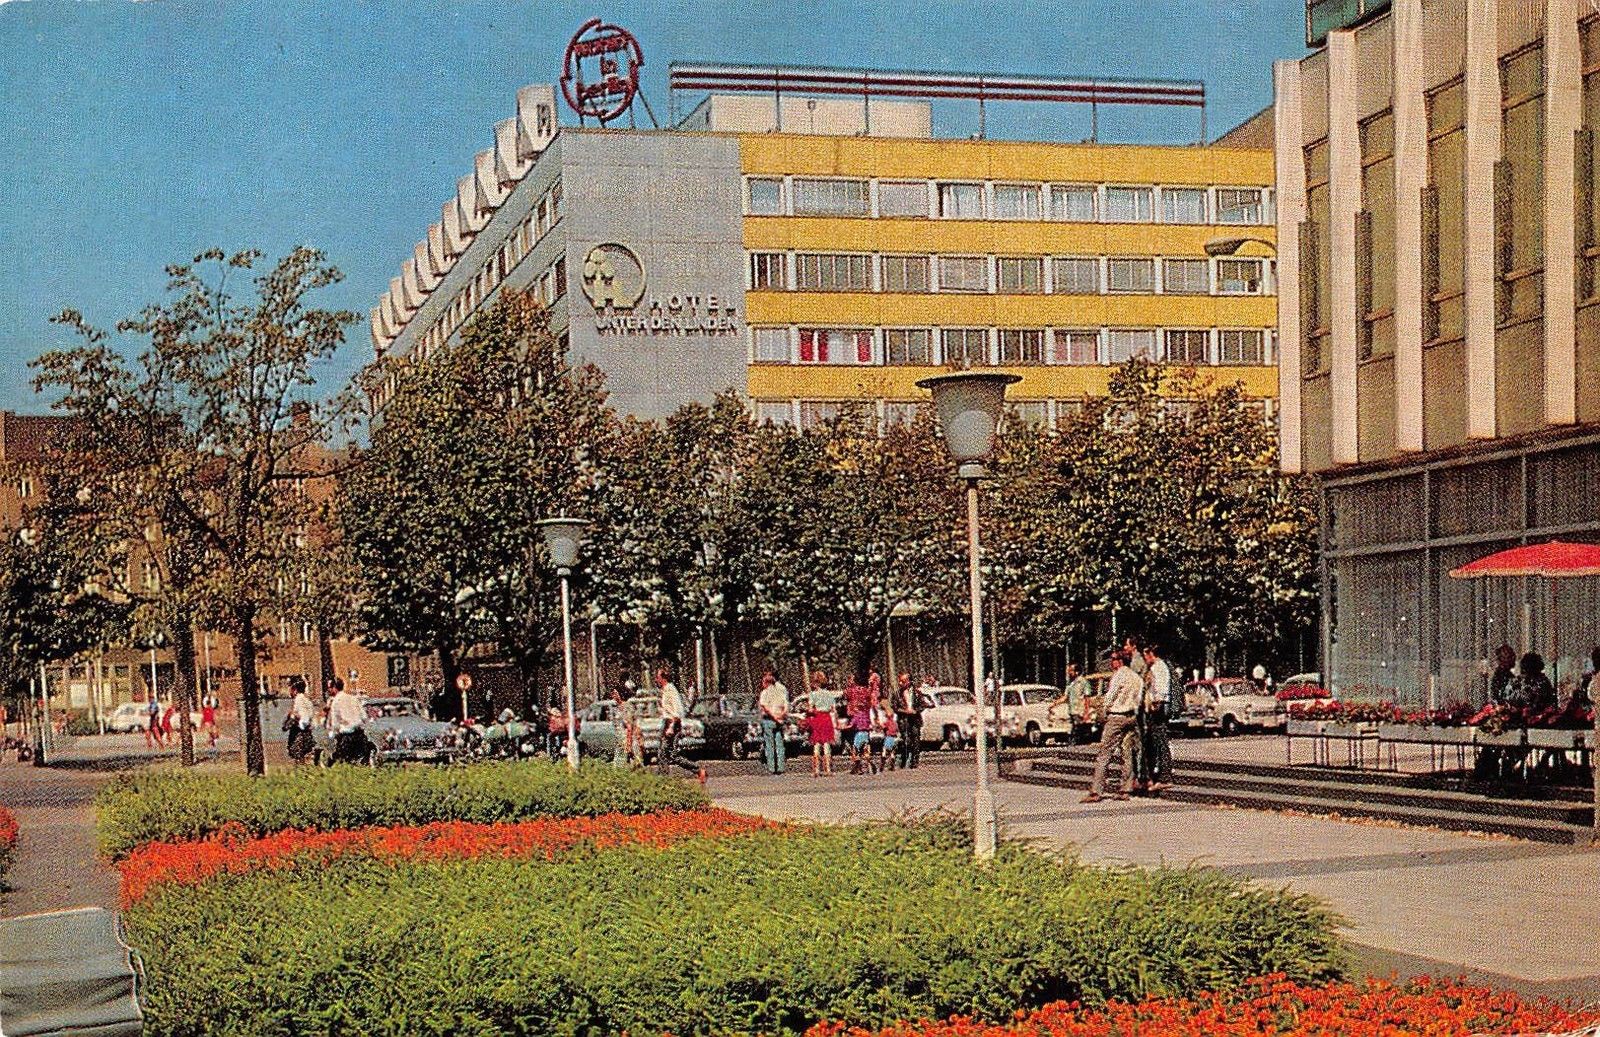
[{"left": 1307, "top": 0, "right": 1391, "bottom": 47}]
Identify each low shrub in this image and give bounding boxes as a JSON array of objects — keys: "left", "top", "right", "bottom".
[
  {"left": 0, "top": 806, "right": 17, "bottom": 883},
  {"left": 96, "top": 760, "right": 708, "bottom": 859},
  {"left": 125, "top": 824, "right": 1342, "bottom": 1036},
  {"left": 117, "top": 807, "right": 771, "bottom": 905},
  {"left": 805, "top": 973, "right": 1600, "bottom": 1036}
]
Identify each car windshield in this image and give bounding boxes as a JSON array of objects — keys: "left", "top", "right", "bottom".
[
  {"left": 936, "top": 690, "right": 973, "bottom": 706},
  {"left": 1021, "top": 687, "right": 1058, "bottom": 704},
  {"left": 366, "top": 701, "right": 420, "bottom": 720},
  {"left": 1213, "top": 680, "right": 1253, "bottom": 696}
]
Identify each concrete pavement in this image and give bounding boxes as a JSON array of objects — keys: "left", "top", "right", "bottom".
[{"left": 709, "top": 744, "right": 1600, "bottom": 1001}]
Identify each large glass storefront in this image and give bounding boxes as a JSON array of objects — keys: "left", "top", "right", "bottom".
[{"left": 1323, "top": 435, "right": 1600, "bottom": 707}]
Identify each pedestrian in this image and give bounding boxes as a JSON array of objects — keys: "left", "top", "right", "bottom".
[
  {"left": 609, "top": 684, "right": 632, "bottom": 769},
  {"left": 200, "top": 693, "right": 219, "bottom": 755},
  {"left": 757, "top": 670, "right": 789, "bottom": 775},
  {"left": 1082, "top": 650, "right": 1141, "bottom": 803},
  {"left": 546, "top": 701, "right": 567, "bottom": 759},
  {"left": 892, "top": 673, "right": 922, "bottom": 769},
  {"left": 871, "top": 698, "right": 898, "bottom": 773},
  {"left": 325, "top": 677, "right": 368, "bottom": 764},
  {"left": 160, "top": 700, "right": 178, "bottom": 742},
  {"left": 1122, "top": 635, "right": 1148, "bottom": 679},
  {"left": 806, "top": 671, "right": 836, "bottom": 777},
  {"left": 1141, "top": 643, "right": 1174, "bottom": 792},
  {"left": 287, "top": 677, "right": 316, "bottom": 763},
  {"left": 1055, "top": 662, "right": 1092, "bottom": 743},
  {"left": 143, "top": 695, "right": 162, "bottom": 748},
  {"left": 845, "top": 673, "right": 875, "bottom": 775},
  {"left": 656, "top": 667, "right": 684, "bottom": 774}
]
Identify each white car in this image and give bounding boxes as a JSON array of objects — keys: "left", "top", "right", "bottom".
[
  {"left": 1179, "top": 678, "right": 1285, "bottom": 734},
  {"left": 105, "top": 703, "right": 149, "bottom": 733},
  {"left": 916, "top": 686, "right": 981, "bottom": 751},
  {"left": 997, "top": 684, "right": 1078, "bottom": 746}
]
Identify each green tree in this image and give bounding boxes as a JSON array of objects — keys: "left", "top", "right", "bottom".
[{"left": 35, "top": 248, "right": 358, "bottom": 774}]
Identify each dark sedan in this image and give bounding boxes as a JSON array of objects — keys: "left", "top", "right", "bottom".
[{"left": 689, "top": 696, "right": 763, "bottom": 760}]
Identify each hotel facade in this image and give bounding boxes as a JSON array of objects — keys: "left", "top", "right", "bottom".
[
  {"left": 367, "top": 80, "right": 1280, "bottom": 430},
  {"left": 1276, "top": 0, "right": 1600, "bottom": 705}
]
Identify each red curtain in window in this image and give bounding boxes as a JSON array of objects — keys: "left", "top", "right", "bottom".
[
  {"left": 854, "top": 331, "right": 872, "bottom": 364},
  {"left": 800, "top": 330, "right": 820, "bottom": 363}
]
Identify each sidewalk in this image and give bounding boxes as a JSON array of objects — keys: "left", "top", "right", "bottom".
[
  {"left": 0, "top": 763, "right": 119, "bottom": 918},
  {"left": 710, "top": 743, "right": 1600, "bottom": 1002}
]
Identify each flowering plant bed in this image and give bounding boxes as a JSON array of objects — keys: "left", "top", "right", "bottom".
[
  {"left": 803, "top": 974, "right": 1600, "bottom": 1037},
  {"left": 0, "top": 806, "right": 16, "bottom": 882},
  {"left": 116, "top": 807, "right": 770, "bottom": 905}
]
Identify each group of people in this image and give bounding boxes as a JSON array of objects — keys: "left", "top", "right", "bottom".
[
  {"left": 753, "top": 668, "right": 927, "bottom": 777},
  {"left": 284, "top": 675, "right": 368, "bottom": 764},
  {"left": 140, "top": 694, "right": 221, "bottom": 753},
  {"left": 1083, "top": 636, "right": 1175, "bottom": 802},
  {"left": 602, "top": 667, "right": 687, "bottom": 774}
]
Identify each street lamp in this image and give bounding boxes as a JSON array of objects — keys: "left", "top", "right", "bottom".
[
  {"left": 537, "top": 516, "right": 588, "bottom": 771},
  {"left": 916, "top": 370, "right": 1019, "bottom": 861}
]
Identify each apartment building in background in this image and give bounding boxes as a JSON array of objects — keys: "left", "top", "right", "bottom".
[
  {"left": 368, "top": 67, "right": 1281, "bottom": 432},
  {"left": 1276, "top": 0, "right": 1600, "bottom": 705}
]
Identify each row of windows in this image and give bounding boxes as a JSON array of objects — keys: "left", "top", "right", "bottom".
[
  {"left": 747, "top": 176, "right": 1274, "bottom": 226},
  {"left": 749, "top": 325, "right": 1273, "bottom": 367},
  {"left": 752, "top": 396, "right": 1278, "bottom": 431},
  {"left": 750, "top": 251, "right": 1272, "bottom": 296}
]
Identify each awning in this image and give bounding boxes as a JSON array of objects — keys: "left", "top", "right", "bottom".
[{"left": 1447, "top": 540, "right": 1600, "bottom": 579}]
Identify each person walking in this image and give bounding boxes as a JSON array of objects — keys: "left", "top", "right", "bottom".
[
  {"left": 610, "top": 684, "right": 632, "bottom": 769},
  {"left": 871, "top": 698, "right": 898, "bottom": 773},
  {"left": 892, "top": 673, "right": 922, "bottom": 770},
  {"left": 806, "top": 671, "right": 836, "bottom": 777},
  {"left": 546, "top": 701, "right": 568, "bottom": 760},
  {"left": 1083, "top": 650, "right": 1141, "bottom": 803},
  {"left": 325, "top": 677, "right": 368, "bottom": 765},
  {"left": 143, "top": 695, "right": 163, "bottom": 749},
  {"left": 286, "top": 677, "right": 316, "bottom": 764},
  {"left": 656, "top": 667, "right": 684, "bottom": 774},
  {"left": 757, "top": 670, "right": 789, "bottom": 775},
  {"left": 1055, "top": 663, "right": 1092, "bottom": 743},
  {"left": 845, "top": 673, "right": 876, "bottom": 775},
  {"left": 1141, "top": 644, "right": 1174, "bottom": 792}
]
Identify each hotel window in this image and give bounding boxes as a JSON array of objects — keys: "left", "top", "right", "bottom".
[
  {"left": 1050, "top": 329, "right": 1100, "bottom": 365},
  {"left": 520, "top": 215, "right": 535, "bottom": 252},
  {"left": 1162, "top": 259, "right": 1210, "bottom": 295},
  {"left": 936, "top": 182, "right": 985, "bottom": 219},
  {"left": 17, "top": 476, "right": 31, "bottom": 499},
  {"left": 1051, "top": 257, "right": 1099, "bottom": 294},
  {"left": 1425, "top": 81, "right": 1465, "bottom": 343},
  {"left": 142, "top": 560, "right": 160, "bottom": 591},
  {"left": 754, "top": 401, "right": 794, "bottom": 426},
  {"left": 1049, "top": 184, "right": 1098, "bottom": 221},
  {"left": 1580, "top": 18, "right": 1600, "bottom": 297},
  {"left": 792, "top": 178, "right": 870, "bottom": 217},
  {"left": 798, "top": 328, "right": 873, "bottom": 364},
  {"left": 882, "top": 401, "right": 923, "bottom": 428},
  {"left": 1164, "top": 329, "right": 1210, "bottom": 365},
  {"left": 1360, "top": 110, "right": 1396, "bottom": 359},
  {"left": 881, "top": 255, "right": 931, "bottom": 293},
  {"left": 749, "top": 251, "right": 788, "bottom": 290},
  {"left": 1216, "top": 187, "right": 1265, "bottom": 225},
  {"left": 1161, "top": 187, "right": 1207, "bottom": 224},
  {"left": 752, "top": 327, "right": 791, "bottom": 363},
  {"left": 1218, "top": 329, "right": 1266, "bottom": 365},
  {"left": 748, "top": 177, "right": 784, "bottom": 215},
  {"left": 1498, "top": 43, "right": 1544, "bottom": 324},
  {"left": 1107, "top": 258, "right": 1155, "bottom": 293},
  {"left": 941, "top": 328, "right": 990, "bottom": 366},
  {"left": 1010, "top": 401, "right": 1051, "bottom": 429},
  {"left": 553, "top": 257, "right": 567, "bottom": 299},
  {"left": 992, "top": 184, "right": 1042, "bottom": 220},
  {"left": 1107, "top": 328, "right": 1157, "bottom": 362},
  {"left": 997, "top": 329, "right": 1044, "bottom": 365},
  {"left": 536, "top": 196, "right": 551, "bottom": 238},
  {"left": 549, "top": 181, "right": 562, "bottom": 221},
  {"left": 884, "top": 328, "right": 933, "bottom": 365},
  {"left": 795, "top": 253, "right": 871, "bottom": 292},
  {"left": 996, "top": 256, "right": 1043, "bottom": 294},
  {"left": 1217, "top": 258, "right": 1263, "bottom": 295},
  {"left": 1104, "top": 186, "right": 1154, "bottom": 222},
  {"left": 937, "top": 255, "right": 988, "bottom": 293},
  {"left": 798, "top": 400, "right": 850, "bottom": 429},
  {"left": 877, "top": 181, "right": 930, "bottom": 218}
]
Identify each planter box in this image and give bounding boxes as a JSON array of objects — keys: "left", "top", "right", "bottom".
[
  {"left": 1473, "top": 730, "right": 1525, "bottom": 748},
  {"left": 1377, "top": 723, "right": 1432, "bottom": 742},
  {"left": 1428, "top": 727, "right": 1475, "bottom": 745},
  {"left": 1323, "top": 722, "right": 1378, "bottom": 739},
  {"left": 1526, "top": 729, "right": 1581, "bottom": 751},
  {"left": 1286, "top": 719, "right": 1327, "bottom": 737}
]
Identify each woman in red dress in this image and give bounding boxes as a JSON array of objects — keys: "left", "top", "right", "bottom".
[{"left": 806, "top": 671, "right": 836, "bottom": 777}]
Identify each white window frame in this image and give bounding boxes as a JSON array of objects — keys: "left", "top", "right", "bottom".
[
  {"left": 991, "top": 183, "right": 1043, "bottom": 221},
  {"left": 995, "top": 256, "right": 1044, "bottom": 294},
  {"left": 1106, "top": 328, "right": 1158, "bottom": 363},
  {"left": 1161, "top": 257, "right": 1211, "bottom": 296},
  {"left": 1050, "top": 256, "right": 1100, "bottom": 295},
  {"left": 1162, "top": 327, "right": 1212, "bottom": 365},
  {"left": 937, "top": 255, "right": 989, "bottom": 293},
  {"left": 880, "top": 254, "right": 933, "bottom": 293},
  {"left": 940, "top": 327, "right": 991, "bottom": 367},
  {"left": 935, "top": 181, "right": 986, "bottom": 219},
  {"left": 1160, "top": 186, "right": 1209, "bottom": 225},
  {"left": 883, "top": 327, "right": 935, "bottom": 366},
  {"left": 748, "top": 251, "right": 788, "bottom": 291},
  {"left": 795, "top": 252, "right": 873, "bottom": 292},
  {"left": 876, "top": 179, "right": 933, "bottom": 218},
  {"left": 751, "top": 326, "right": 793, "bottom": 363},
  {"left": 746, "top": 176, "right": 785, "bottom": 216},
  {"left": 791, "top": 177, "right": 871, "bottom": 217},
  {"left": 996, "top": 328, "right": 1046, "bottom": 365},
  {"left": 1048, "top": 183, "right": 1099, "bottom": 222},
  {"left": 1103, "top": 185, "right": 1155, "bottom": 223},
  {"left": 1216, "top": 257, "right": 1265, "bottom": 295},
  {"left": 1217, "top": 328, "right": 1268, "bottom": 365},
  {"left": 1214, "top": 185, "right": 1267, "bottom": 226},
  {"left": 797, "top": 327, "right": 875, "bottom": 365},
  {"left": 1106, "top": 257, "right": 1156, "bottom": 294},
  {"left": 1050, "top": 328, "right": 1103, "bottom": 366}
]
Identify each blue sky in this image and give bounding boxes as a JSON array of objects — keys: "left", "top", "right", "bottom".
[{"left": 0, "top": 1, "right": 1307, "bottom": 413}]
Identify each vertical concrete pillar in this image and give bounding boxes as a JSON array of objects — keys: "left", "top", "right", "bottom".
[
  {"left": 1392, "top": 0, "right": 1427, "bottom": 452},
  {"left": 1328, "top": 31, "right": 1361, "bottom": 464},
  {"left": 1463, "top": 0, "right": 1501, "bottom": 439},
  {"left": 1545, "top": 0, "right": 1580, "bottom": 426},
  {"left": 1275, "top": 60, "right": 1306, "bottom": 474}
]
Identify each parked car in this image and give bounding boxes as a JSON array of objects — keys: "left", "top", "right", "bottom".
[
  {"left": 996, "top": 683, "right": 1082, "bottom": 746},
  {"left": 916, "top": 686, "right": 981, "bottom": 751},
  {"left": 576, "top": 696, "right": 705, "bottom": 761},
  {"left": 1178, "top": 678, "right": 1285, "bottom": 735},
  {"left": 689, "top": 696, "right": 772, "bottom": 760},
  {"left": 105, "top": 703, "right": 148, "bottom": 733},
  {"left": 313, "top": 696, "right": 464, "bottom": 766}
]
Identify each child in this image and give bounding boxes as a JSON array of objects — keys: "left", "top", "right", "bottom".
[{"left": 875, "top": 701, "right": 899, "bottom": 774}]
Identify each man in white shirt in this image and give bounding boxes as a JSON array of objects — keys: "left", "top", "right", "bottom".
[
  {"left": 325, "top": 677, "right": 368, "bottom": 765},
  {"left": 1141, "top": 644, "right": 1174, "bottom": 792},
  {"left": 288, "top": 676, "right": 317, "bottom": 765},
  {"left": 656, "top": 668, "right": 683, "bottom": 774},
  {"left": 1083, "top": 651, "right": 1142, "bottom": 803},
  {"left": 757, "top": 671, "right": 789, "bottom": 775}
]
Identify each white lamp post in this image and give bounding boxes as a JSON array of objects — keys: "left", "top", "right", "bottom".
[
  {"left": 916, "top": 370, "right": 1019, "bottom": 861},
  {"left": 537, "top": 516, "right": 588, "bottom": 770}
]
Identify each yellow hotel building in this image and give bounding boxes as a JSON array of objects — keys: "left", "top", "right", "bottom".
[{"left": 368, "top": 81, "right": 1278, "bottom": 427}]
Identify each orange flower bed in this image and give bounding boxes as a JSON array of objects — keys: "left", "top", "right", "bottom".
[
  {"left": 118, "top": 807, "right": 770, "bottom": 905},
  {"left": 0, "top": 805, "right": 17, "bottom": 867},
  {"left": 805, "top": 975, "right": 1600, "bottom": 1037}
]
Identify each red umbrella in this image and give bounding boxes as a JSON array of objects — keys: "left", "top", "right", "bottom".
[{"left": 1447, "top": 540, "right": 1600, "bottom": 579}]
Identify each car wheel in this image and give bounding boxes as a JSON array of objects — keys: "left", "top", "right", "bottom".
[
  {"left": 1025, "top": 723, "right": 1042, "bottom": 748},
  {"left": 1221, "top": 715, "right": 1240, "bottom": 736},
  {"left": 729, "top": 740, "right": 749, "bottom": 761},
  {"left": 943, "top": 726, "right": 966, "bottom": 752},
  {"left": 316, "top": 748, "right": 332, "bottom": 769}
]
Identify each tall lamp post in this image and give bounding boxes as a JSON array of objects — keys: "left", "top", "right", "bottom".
[
  {"left": 537, "top": 517, "right": 588, "bottom": 771},
  {"left": 917, "top": 370, "right": 1019, "bottom": 861}
]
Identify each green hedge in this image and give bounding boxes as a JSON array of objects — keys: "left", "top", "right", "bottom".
[
  {"left": 97, "top": 761, "right": 708, "bottom": 859},
  {"left": 125, "top": 823, "right": 1343, "bottom": 1036}
]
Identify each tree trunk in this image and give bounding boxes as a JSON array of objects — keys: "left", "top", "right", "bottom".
[
  {"left": 235, "top": 605, "right": 265, "bottom": 776},
  {"left": 316, "top": 628, "right": 337, "bottom": 693},
  {"left": 438, "top": 642, "right": 461, "bottom": 721},
  {"left": 170, "top": 623, "right": 198, "bottom": 767}
]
